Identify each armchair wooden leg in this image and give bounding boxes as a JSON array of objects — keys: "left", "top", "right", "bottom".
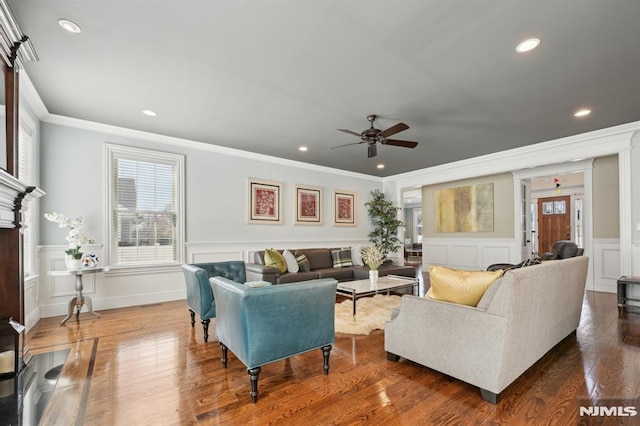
[
  {"left": 322, "top": 345, "right": 332, "bottom": 375},
  {"left": 201, "top": 319, "right": 210, "bottom": 342},
  {"left": 248, "top": 367, "right": 261, "bottom": 403},
  {"left": 220, "top": 343, "right": 228, "bottom": 368},
  {"left": 189, "top": 309, "right": 195, "bottom": 327},
  {"left": 386, "top": 352, "right": 400, "bottom": 362}
]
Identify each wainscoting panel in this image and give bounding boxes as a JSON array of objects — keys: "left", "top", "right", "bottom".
[
  {"left": 448, "top": 245, "right": 479, "bottom": 269},
  {"left": 422, "top": 238, "right": 519, "bottom": 270},
  {"left": 630, "top": 243, "right": 640, "bottom": 303},
  {"left": 592, "top": 238, "right": 620, "bottom": 293},
  {"left": 482, "top": 245, "right": 514, "bottom": 269},
  {"left": 37, "top": 239, "right": 371, "bottom": 320},
  {"left": 48, "top": 255, "right": 96, "bottom": 297},
  {"left": 422, "top": 245, "right": 449, "bottom": 266},
  {"left": 24, "top": 276, "right": 39, "bottom": 331},
  {"left": 633, "top": 243, "right": 640, "bottom": 276}
]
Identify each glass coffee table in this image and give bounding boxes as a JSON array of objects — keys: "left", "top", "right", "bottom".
[{"left": 336, "top": 275, "right": 418, "bottom": 317}]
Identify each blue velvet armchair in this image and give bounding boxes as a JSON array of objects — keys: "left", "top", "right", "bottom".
[
  {"left": 210, "top": 276, "right": 338, "bottom": 402},
  {"left": 181, "top": 261, "right": 246, "bottom": 342}
]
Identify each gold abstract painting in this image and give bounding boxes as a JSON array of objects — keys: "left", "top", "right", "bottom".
[{"left": 434, "top": 183, "right": 494, "bottom": 232}]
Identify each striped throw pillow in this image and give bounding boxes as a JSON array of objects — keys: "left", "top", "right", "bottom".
[
  {"left": 331, "top": 248, "right": 353, "bottom": 268},
  {"left": 294, "top": 250, "right": 311, "bottom": 272}
]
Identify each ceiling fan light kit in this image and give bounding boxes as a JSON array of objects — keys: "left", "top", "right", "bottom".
[{"left": 333, "top": 114, "right": 418, "bottom": 158}]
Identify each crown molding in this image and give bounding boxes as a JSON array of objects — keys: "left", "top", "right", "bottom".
[
  {"left": 20, "top": 72, "right": 639, "bottom": 187},
  {"left": 387, "top": 120, "right": 640, "bottom": 188},
  {"left": 17, "top": 71, "right": 379, "bottom": 182},
  {"left": 512, "top": 158, "right": 594, "bottom": 180},
  {"left": 42, "top": 113, "right": 381, "bottom": 182},
  {"left": 19, "top": 70, "right": 48, "bottom": 119}
]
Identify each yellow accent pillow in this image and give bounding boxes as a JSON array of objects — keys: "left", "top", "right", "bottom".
[
  {"left": 426, "top": 266, "right": 502, "bottom": 307},
  {"left": 264, "top": 248, "right": 287, "bottom": 274}
]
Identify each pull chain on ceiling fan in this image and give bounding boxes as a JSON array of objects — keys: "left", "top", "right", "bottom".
[{"left": 331, "top": 114, "right": 418, "bottom": 158}]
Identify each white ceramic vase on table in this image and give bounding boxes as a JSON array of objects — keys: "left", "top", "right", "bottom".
[
  {"left": 65, "top": 255, "right": 82, "bottom": 270},
  {"left": 369, "top": 269, "right": 378, "bottom": 288}
]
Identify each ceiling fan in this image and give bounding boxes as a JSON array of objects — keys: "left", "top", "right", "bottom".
[{"left": 332, "top": 114, "right": 418, "bottom": 158}]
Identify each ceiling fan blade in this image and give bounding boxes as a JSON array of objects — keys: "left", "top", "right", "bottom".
[
  {"left": 383, "top": 139, "right": 418, "bottom": 148},
  {"left": 378, "top": 122, "right": 409, "bottom": 138},
  {"left": 368, "top": 143, "right": 377, "bottom": 158},
  {"left": 329, "top": 141, "right": 363, "bottom": 150},
  {"left": 337, "top": 128, "right": 362, "bottom": 137}
]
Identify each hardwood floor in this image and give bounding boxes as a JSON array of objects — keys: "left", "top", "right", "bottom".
[{"left": 26, "top": 291, "right": 640, "bottom": 425}]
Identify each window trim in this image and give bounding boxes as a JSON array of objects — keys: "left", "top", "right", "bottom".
[
  {"left": 105, "top": 143, "right": 185, "bottom": 272},
  {"left": 19, "top": 109, "right": 37, "bottom": 278}
]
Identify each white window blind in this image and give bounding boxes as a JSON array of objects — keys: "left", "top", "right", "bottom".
[
  {"left": 18, "top": 117, "right": 34, "bottom": 277},
  {"left": 107, "top": 145, "right": 184, "bottom": 267}
]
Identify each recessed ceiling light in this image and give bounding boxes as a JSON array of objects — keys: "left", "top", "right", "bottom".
[
  {"left": 574, "top": 109, "right": 591, "bottom": 118},
  {"left": 515, "top": 38, "right": 540, "bottom": 53},
  {"left": 58, "top": 19, "right": 81, "bottom": 34},
  {"left": 298, "top": 146, "right": 308, "bottom": 152},
  {"left": 142, "top": 110, "right": 157, "bottom": 117},
  {"left": 377, "top": 164, "right": 385, "bottom": 169}
]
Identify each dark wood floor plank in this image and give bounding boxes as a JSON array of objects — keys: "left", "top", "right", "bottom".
[{"left": 26, "top": 291, "right": 640, "bottom": 425}]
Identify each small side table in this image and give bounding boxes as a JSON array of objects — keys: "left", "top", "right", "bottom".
[
  {"left": 49, "top": 267, "right": 109, "bottom": 325},
  {"left": 617, "top": 276, "right": 640, "bottom": 313}
]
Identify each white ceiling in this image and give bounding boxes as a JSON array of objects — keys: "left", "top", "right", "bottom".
[{"left": 8, "top": 0, "right": 640, "bottom": 176}]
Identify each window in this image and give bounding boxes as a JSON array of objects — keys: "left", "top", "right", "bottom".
[
  {"left": 574, "top": 198, "right": 583, "bottom": 247},
  {"left": 18, "top": 114, "right": 36, "bottom": 277},
  {"left": 106, "top": 144, "right": 184, "bottom": 269}
]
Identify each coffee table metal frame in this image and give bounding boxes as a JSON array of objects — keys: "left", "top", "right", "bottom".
[{"left": 336, "top": 275, "right": 418, "bottom": 317}]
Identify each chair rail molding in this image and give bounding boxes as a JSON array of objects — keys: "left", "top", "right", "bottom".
[{"left": 185, "top": 239, "right": 370, "bottom": 264}]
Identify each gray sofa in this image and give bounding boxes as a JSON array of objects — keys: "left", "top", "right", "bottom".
[
  {"left": 385, "top": 256, "right": 589, "bottom": 403},
  {"left": 246, "top": 247, "right": 416, "bottom": 284}
]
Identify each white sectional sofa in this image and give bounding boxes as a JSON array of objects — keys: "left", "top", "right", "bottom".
[{"left": 384, "top": 256, "right": 589, "bottom": 403}]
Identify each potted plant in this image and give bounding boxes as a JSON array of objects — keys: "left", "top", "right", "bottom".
[
  {"left": 365, "top": 189, "right": 405, "bottom": 260},
  {"left": 44, "top": 212, "right": 95, "bottom": 269}
]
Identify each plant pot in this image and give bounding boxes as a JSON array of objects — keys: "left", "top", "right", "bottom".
[
  {"left": 369, "top": 270, "right": 378, "bottom": 288},
  {"left": 65, "top": 255, "right": 82, "bottom": 270}
]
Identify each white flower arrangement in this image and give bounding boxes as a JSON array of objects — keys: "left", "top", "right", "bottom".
[
  {"left": 361, "top": 245, "right": 384, "bottom": 270},
  {"left": 44, "top": 212, "right": 95, "bottom": 259}
]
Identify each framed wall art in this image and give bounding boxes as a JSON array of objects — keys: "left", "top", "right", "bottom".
[
  {"left": 434, "top": 183, "right": 494, "bottom": 232},
  {"left": 333, "top": 190, "right": 356, "bottom": 226},
  {"left": 247, "top": 178, "right": 283, "bottom": 224},
  {"left": 295, "top": 185, "right": 322, "bottom": 225}
]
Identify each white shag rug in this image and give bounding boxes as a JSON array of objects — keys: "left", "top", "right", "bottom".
[{"left": 335, "top": 295, "right": 403, "bottom": 335}]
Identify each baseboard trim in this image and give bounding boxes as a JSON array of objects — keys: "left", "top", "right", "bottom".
[
  {"left": 39, "top": 289, "right": 186, "bottom": 318},
  {"left": 25, "top": 308, "right": 41, "bottom": 332}
]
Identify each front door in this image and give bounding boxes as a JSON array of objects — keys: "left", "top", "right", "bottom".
[{"left": 537, "top": 195, "right": 571, "bottom": 254}]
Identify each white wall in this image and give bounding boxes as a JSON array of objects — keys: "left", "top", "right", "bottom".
[
  {"left": 19, "top": 83, "right": 640, "bottom": 326},
  {"left": 33, "top": 120, "right": 382, "bottom": 324}
]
